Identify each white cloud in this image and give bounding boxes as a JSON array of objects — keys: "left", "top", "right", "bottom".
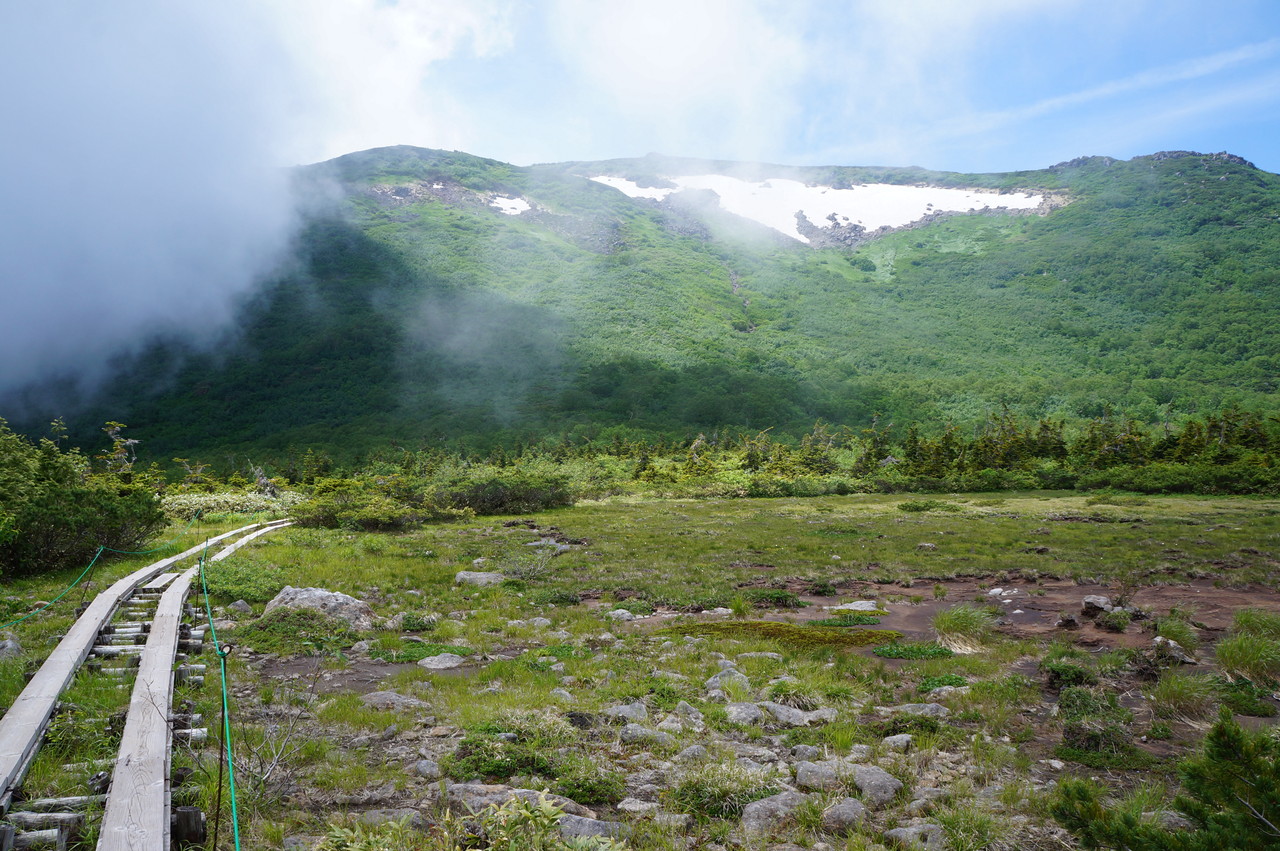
[
  {"left": 260, "top": 0, "right": 517, "bottom": 163},
  {"left": 547, "top": 0, "right": 810, "bottom": 159}
]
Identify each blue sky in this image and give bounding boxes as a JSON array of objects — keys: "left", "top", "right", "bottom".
[{"left": 272, "top": 0, "right": 1280, "bottom": 174}]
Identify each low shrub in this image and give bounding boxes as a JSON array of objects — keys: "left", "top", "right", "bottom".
[
  {"left": 920, "top": 674, "right": 967, "bottom": 693},
  {"left": 229, "top": 608, "right": 359, "bottom": 655},
  {"left": 1058, "top": 687, "right": 1132, "bottom": 722},
  {"left": 1041, "top": 660, "right": 1098, "bottom": 690},
  {"left": 1098, "top": 609, "right": 1132, "bottom": 632},
  {"left": 439, "top": 470, "right": 573, "bottom": 515}
]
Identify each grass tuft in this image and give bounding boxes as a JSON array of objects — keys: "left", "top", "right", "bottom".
[
  {"left": 932, "top": 604, "right": 997, "bottom": 653},
  {"left": 661, "top": 621, "right": 900, "bottom": 649}
]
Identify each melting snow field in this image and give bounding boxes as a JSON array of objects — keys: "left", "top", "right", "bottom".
[
  {"left": 591, "top": 175, "right": 1043, "bottom": 243},
  {"left": 490, "top": 196, "right": 531, "bottom": 215}
]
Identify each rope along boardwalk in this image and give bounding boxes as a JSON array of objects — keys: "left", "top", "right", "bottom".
[{"left": 0, "top": 522, "right": 291, "bottom": 849}]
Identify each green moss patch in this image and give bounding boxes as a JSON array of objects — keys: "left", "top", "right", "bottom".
[
  {"left": 872, "top": 642, "right": 954, "bottom": 659},
  {"left": 661, "top": 620, "right": 900, "bottom": 649},
  {"left": 810, "top": 612, "right": 888, "bottom": 627}
]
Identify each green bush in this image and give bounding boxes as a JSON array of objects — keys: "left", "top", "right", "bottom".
[
  {"left": 1041, "top": 660, "right": 1098, "bottom": 690},
  {"left": 1053, "top": 711, "right": 1280, "bottom": 850},
  {"left": 873, "top": 642, "right": 954, "bottom": 659},
  {"left": 0, "top": 420, "right": 167, "bottom": 578},
  {"left": 897, "top": 499, "right": 963, "bottom": 513},
  {"left": 439, "top": 470, "right": 573, "bottom": 515},
  {"left": 201, "top": 558, "right": 290, "bottom": 603}
]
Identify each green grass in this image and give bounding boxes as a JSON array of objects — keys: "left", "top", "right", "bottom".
[
  {"left": 661, "top": 620, "right": 901, "bottom": 649},
  {"left": 932, "top": 603, "right": 997, "bottom": 652},
  {"left": 1215, "top": 633, "right": 1280, "bottom": 685},
  {"left": 809, "top": 612, "right": 887, "bottom": 626},
  {"left": 1148, "top": 672, "right": 1219, "bottom": 720},
  {"left": 873, "top": 642, "right": 954, "bottom": 660}
]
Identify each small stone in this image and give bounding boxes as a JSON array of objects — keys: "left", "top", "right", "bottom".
[
  {"left": 558, "top": 814, "right": 627, "bottom": 839},
  {"left": 454, "top": 570, "right": 506, "bottom": 587},
  {"left": 1056, "top": 613, "right": 1081, "bottom": 629},
  {"left": 821, "top": 797, "right": 868, "bottom": 834},
  {"left": 604, "top": 609, "right": 636, "bottom": 622},
  {"left": 759, "top": 702, "right": 837, "bottom": 727},
  {"left": 827, "top": 600, "right": 881, "bottom": 611},
  {"left": 412, "top": 758, "right": 440, "bottom": 779},
  {"left": 619, "top": 724, "right": 675, "bottom": 747},
  {"left": 740, "top": 790, "right": 810, "bottom": 834},
  {"left": 878, "top": 702, "right": 950, "bottom": 718},
  {"left": 654, "top": 812, "right": 691, "bottom": 830},
  {"left": 706, "top": 669, "right": 750, "bottom": 691},
  {"left": 1153, "top": 636, "right": 1196, "bottom": 664},
  {"left": 852, "top": 765, "right": 903, "bottom": 807},
  {"left": 617, "top": 798, "right": 659, "bottom": 815},
  {"left": 673, "top": 745, "right": 708, "bottom": 763},
  {"left": 604, "top": 701, "right": 648, "bottom": 722},
  {"left": 795, "top": 760, "right": 844, "bottom": 791},
  {"left": 360, "top": 691, "right": 431, "bottom": 712},
  {"left": 885, "top": 823, "right": 945, "bottom": 850},
  {"left": 791, "top": 744, "right": 822, "bottom": 760},
  {"left": 530, "top": 617, "right": 552, "bottom": 628},
  {"left": 883, "top": 734, "right": 913, "bottom": 752},
  {"left": 228, "top": 600, "right": 252, "bottom": 615},
  {"left": 1081, "top": 595, "right": 1113, "bottom": 616},
  {"left": 550, "top": 688, "right": 575, "bottom": 702},
  {"left": 417, "top": 653, "right": 467, "bottom": 670},
  {"left": 725, "top": 702, "right": 764, "bottom": 724},
  {"left": 0, "top": 637, "right": 22, "bottom": 660},
  {"left": 737, "top": 651, "right": 784, "bottom": 661}
]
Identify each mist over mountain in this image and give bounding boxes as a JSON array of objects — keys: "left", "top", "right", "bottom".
[{"left": 9, "top": 145, "right": 1279, "bottom": 464}]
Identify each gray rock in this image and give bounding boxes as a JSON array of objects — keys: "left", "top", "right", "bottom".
[
  {"left": 617, "top": 798, "right": 659, "bottom": 816},
  {"left": 925, "top": 686, "right": 969, "bottom": 699},
  {"left": 455, "top": 570, "right": 505, "bottom": 587},
  {"left": 884, "top": 823, "right": 945, "bottom": 850},
  {"left": 879, "top": 702, "right": 949, "bottom": 718},
  {"left": 883, "top": 734, "right": 913, "bottom": 752},
  {"left": 853, "top": 765, "right": 903, "bottom": 807},
  {"left": 0, "top": 637, "right": 22, "bottom": 660},
  {"left": 706, "top": 669, "right": 750, "bottom": 691},
  {"left": 228, "top": 600, "right": 252, "bottom": 615},
  {"left": 737, "top": 651, "right": 784, "bottom": 661},
  {"left": 791, "top": 744, "right": 822, "bottom": 760},
  {"left": 847, "top": 744, "right": 872, "bottom": 762},
  {"left": 355, "top": 808, "right": 425, "bottom": 830},
  {"left": 620, "top": 724, "right": 675, "bottom": 747},
  {"left": 411, "top": 759, "right": 440, "bottom": 779},
  {"left": 673, "top": 745, "right": 708, "bottom": 763},
  {"left": 530, "top": 617, "right": 553, "bottom": 628},
  {"left": 795, "top": 760, "right": 844, "bottom": 791},
  {"left": 360, "top": 691, "right": 431, "bottom": 712},
  {"left": 604, "top": 701, "right": 648, "bottom": 722},
  {"left": 603, "top": 608, "right": 636, "bottom": 622},
  {"left": 654, "top": 670, "right": 690, "bottom": 682},
  {"left": 725, "top": 702, "right": 764, "bottom": 724},
  {"left": 740, "top": 790, "right": 810, "bottom": 834},
  {"left": 558, "top": 814, "right": 627, "bottom": 839},
  {"left": 759, "top": 702, "right": 838, "bottom": 727},
  {"left": 445, "top": 783, "right": 595, "bottom": 818},
  {"left": 654, "top": 812, "right": 692, "bottom": 830},
  {"left": 417, "top": 653, "right": 467, "bottom": 670},
  {"left": 821, "top": 797, "right": 868, "bottom": 834},
  {"left": 1153, "top": 636, "right": 1196, "bottom": 664},
  {"left": 264, "top": 586, "right": 374, "bottom": 630},
  {"left": 550, "top": 688, "right": 575, "bottom": 702},
  {"left": 727, "top": 742, "right": 778, "bottom": 761},
  {"left": 674, "top": 701, "right": 704, "bottom": 724},
  {"left": 1081, "top": 595, "right": 1113, "bottom": 616},
  {"left": 1057, "top": 613, "right": 1081, "bottom": 629},
  {"left": 827, "top": 600, "right": 882, "bottom": 611}
]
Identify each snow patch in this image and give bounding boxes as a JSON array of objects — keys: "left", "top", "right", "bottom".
[
  {"left": 590, "top": 174, "right": 1043, "bottom": 243},
  {"left": 490, "top": 196, "right": 531, "bottom": 215}
]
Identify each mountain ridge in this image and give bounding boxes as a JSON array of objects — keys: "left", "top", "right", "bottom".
[{"left": 9, "top": 145, "right": 1280, "bottom": 463}]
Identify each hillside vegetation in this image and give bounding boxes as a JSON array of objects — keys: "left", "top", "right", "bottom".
[{"left": 17, "top": 147, "right": 1280, "bottom": 464}]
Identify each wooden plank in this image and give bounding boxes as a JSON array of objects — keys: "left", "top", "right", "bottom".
[
  {"left": 138, "top": 573, "right": 179, "bottom": 592},
  {"left": 0, "top": 524, "right": 260, "bottom": 814},
  {"left": 208, "top": 521, "right": 292, "bottom": 563},
  {"left": 96, "top": 567, "right": 198, "bottom": 851}
]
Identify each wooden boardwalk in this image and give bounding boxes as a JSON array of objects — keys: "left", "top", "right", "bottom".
[
  {"left": 0, "top": 521, "right": 293, "bottom": 848},
  {"left": 0, "top": 524, "right": 260, "bottom": 816}
]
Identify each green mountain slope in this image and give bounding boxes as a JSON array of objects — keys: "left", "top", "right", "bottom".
[{"left": 26, "top": 147, "right": 1280, "bottom": 461}]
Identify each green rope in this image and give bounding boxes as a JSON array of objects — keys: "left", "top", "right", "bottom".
[
  {"left": 198, "top": 543, "right": 242, "bottom": 851},
  {"left": 0, "top": 510, "right": 205, "bottom": 634},
  {"left": 0, "top": 546, "right": 105, "bottom": 633}
]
